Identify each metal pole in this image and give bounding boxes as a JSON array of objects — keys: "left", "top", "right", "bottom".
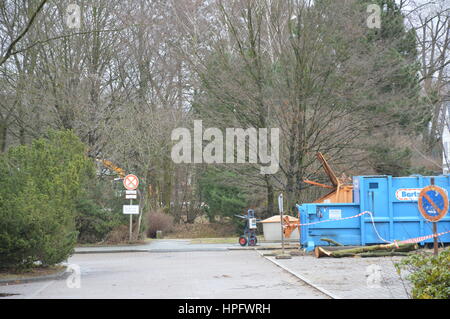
[
  {"left": 129, "top": 198, "right": 133, "bottom": 242},
  {"left": 433, "top": 222, "right": 438, "bottom": 256},
  {"left": 430, "top": 178, "right": 438, "bottom": 255},
  {"left": 279, "top": 194, "right": 285, "bottom": 255},
  {"left": 280, "top": 211, "right": 285, "bottom": 255}
]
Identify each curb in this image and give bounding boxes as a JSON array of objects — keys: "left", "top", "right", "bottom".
[
  {"left": 256, "top": 250, "right": 341, "bottom": 299},
  {"left": 0, "top": 267, "right": 69, "bottom": 286},
  {"left": 74, "top": 248, "right": 231, "bottom": 254},
  {"left": 147, "top": 248, "right": 228, "bottom": 253},
  {"left": 228, "top": 246, "right": 300, "bottom": 251},
  {"left": 227, "top": 247, "right": 259, "bottom": 251},
  {"left": 74, "top": 249, "right": 149, "bottom": 254}
]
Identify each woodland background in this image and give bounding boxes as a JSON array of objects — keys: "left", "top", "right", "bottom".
[{"left": 0, "top": 0, "right": 449, "bottom": 247}]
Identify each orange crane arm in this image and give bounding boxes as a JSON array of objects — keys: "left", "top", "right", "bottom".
[
  {"left": 95, "top": 159, "right": 126, "bottom": 178},
  {"left": 303, "top": 179, "right": 334, "bottom": 189},
  {"left": 303, "top": 152, "right": 353, "bottom": 204},
  {"left": 316, "top": 152, "right": 339, "bottom": 187}
]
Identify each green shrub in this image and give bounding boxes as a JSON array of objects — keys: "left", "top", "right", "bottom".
[
  {"left": 75, "top": 178, "right": 125, "bottom": 244},
  {"left": 0, "top": 130, "right": 93, "bottom": 270},
  {"left": 75, "top": 198, "right": 120, "bottom": 243},
  {"left": 395, "top": 249, "right": 450, "bottom": 299},
  {"left": 198, "top": 168, "right": 248, "bottom": 223}
]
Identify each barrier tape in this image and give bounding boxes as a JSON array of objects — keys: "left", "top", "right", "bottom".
[
  {"left": 287, "top": 207, "right": 450, "bottom": 245},
  {"left": 394, "top": 229, "right": 450, "bottom": 247},
  {"left": 288, "top": 210, "right": 367, "bottom": 227}
]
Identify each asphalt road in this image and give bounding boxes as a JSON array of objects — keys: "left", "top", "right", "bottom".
[{"left": 0, "top": 251, "right": 327, "bottom": 299}]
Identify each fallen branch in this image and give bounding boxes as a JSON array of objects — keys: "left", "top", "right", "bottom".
[
  {"left": 314, "top": 243, "right": 418, "bottom": 258},
  {"left": 320, "top": 238, "right": 343, "bottom": 246},
  {"left": 358, "top": 251, "right": 411, "bottom": 258}
]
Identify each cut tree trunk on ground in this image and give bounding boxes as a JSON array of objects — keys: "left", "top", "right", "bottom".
[
  {"left": 358, "top": 251, "right": 411, "bottom": 257},
  {"left": 314, "top": 243, "right": 418, "bottom": 258},
  {"left": 313, "top": 246, "right": 360, "bottom": 254}
]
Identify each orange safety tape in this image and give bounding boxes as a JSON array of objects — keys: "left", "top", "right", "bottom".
[
  {"left": 286, "top": 211, "right": 368, "bottom": 227},
  {"left": 287, "top": 209, "right": 450, "bottom": 245},
  {"left": 394, "top": 229, "right": 450, "bottom": 246}
]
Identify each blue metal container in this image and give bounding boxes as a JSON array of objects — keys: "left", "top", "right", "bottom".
[{"left": 297, "top": 175, "right": 450, "bottom": 251}]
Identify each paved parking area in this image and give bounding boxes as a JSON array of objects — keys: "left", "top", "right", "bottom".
[
  {"left": 267, "top": 255, "right": 412, "bottom": 299},
  {"left": 0, "top": 251, "right": 328, "bottom": 299}
]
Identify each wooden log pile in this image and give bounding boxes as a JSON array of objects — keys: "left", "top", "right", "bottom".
[{"left": 314, "top": 238, "right": 418, "bottom": 258}]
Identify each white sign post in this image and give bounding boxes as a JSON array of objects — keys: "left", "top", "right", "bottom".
[
  {"left": 123, "top": 175, "right": 140, "bottom": 242},
  {"left": 278, "top": 193, "right": 285, "bottom": 254},
  {"left": 276, "top": 193, "right": 291, "bottom": 259}
]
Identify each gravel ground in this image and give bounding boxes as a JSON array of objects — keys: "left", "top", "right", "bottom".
[{"left": 266, "top": 254, "right": 412, "bottom": 299}]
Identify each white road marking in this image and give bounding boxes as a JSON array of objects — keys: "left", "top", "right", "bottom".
[{"left": 25, "top": 280, "right": 56, "bottom": 299}]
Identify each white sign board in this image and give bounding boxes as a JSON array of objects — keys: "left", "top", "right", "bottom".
[
  {"left": 395, "top": 188, "right": 422, "bottom": 201},
  {"left": 278, "top": 193, "right": 283, "bottom": 213},
  {"left": 123, "top": 205, "right": 139, "bottom": 215},
  {"left": 249, "top": 218, "right": 257, "bottom": 229},
  {"left": 329, "top": 209, "right": 342, "bottom": 220},
  {"left": 125, "top": 190, "right": 137, "bottom": 195}
]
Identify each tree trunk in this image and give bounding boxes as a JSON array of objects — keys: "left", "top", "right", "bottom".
[
  {"left": 320, "top": 238, "right": 343, "bottom": 246},
  {"left": 134, "top": 189, "right": 145, "bottom": 241},
  {"left": 0, "top": 121, "right": 7, "bottom": 152},
  {"left": 162, "top": 156, "right": 172, "bottom": 210},
  {"left": 359, "top": 252, "right": 410, "bottom": 258},
  {"left": 19, "top": 127, "right": 25, "bottom": 145},
  {"left": 266, "top": 176, "right": 274, "bottom": 217},
  {"left": 314, "top": 243, "right": 417, "bottom": 258}
]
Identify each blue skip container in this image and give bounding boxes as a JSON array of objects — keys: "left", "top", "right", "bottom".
[{"left": 297, "top": 175, "right": 450, "bottom": 251}]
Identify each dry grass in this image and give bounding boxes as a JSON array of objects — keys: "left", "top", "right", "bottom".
[
  {"left": 166, "top": 223, "right": 237, "bottom": 239},
  {"left": 104, "top": 224, "right": 131, "bottom": 244},
  {"left": 102, "top": 224, "right": 147, "bottom": 245},
  {"left": 146, "top": 209, "right": 174, "bottom": 238},
  {"left": 76, "top": 239, "right": 149, "bottom": 247},
  {"left": 0, "top": 265, "right": 65, "bottom": 280},
  {"left": 189, "top": 237, "right": 240, "bottom": 244}
]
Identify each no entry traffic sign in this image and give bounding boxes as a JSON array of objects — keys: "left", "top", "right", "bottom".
[
  {"left": 418, "top": 185, "right": 449, "bottom": 222},
  {"left": 123, "top": 174, "right": 139, "bottom": 190}
]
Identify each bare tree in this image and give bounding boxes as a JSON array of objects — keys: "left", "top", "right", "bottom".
[
  {"left": 0, "top": 0, "right": 48, "bottom": 67},
  {"left": 404, "top": 0, "right": 450, "bottom": 151}
]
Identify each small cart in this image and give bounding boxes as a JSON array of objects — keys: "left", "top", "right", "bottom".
[{"left": 235, "top": 209, "right": 260, "bottom": 246}]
